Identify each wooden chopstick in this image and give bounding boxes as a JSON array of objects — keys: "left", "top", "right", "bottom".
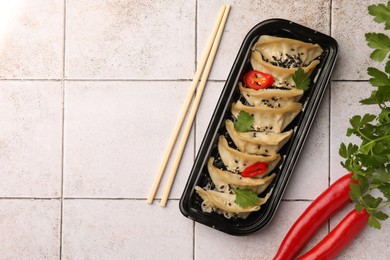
[
  {"left": 159, "top": 5, "right": 231, "bottom": 207},
  {"left": 147, "top": 5, "right": 230, "bottom": 205},
  {"left": 146, "top": 5, "right": 229, "bottom": 205}
]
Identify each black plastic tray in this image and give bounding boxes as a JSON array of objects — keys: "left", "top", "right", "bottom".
[{"left": 179, "top": 18, "right": 338, "bottom": 236}]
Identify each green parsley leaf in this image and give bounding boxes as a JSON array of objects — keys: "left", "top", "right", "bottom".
[
  {"left": 367, "top": 67, "right": 390, "bottom": 86},
  {"left": 355, "top": 203, "right": 365, "bottom": 212},
  {"left": 360, "top": 91, "right": 379, "bottom": 105},
  {"left": 385, "top": 60, "right": 390, "bottom": 73},
  {"left": 378, "top": 182, "right": 390, "bottom": 199},
  {"left": 363, "top": 194, "right": 383, "bottom": 208},
  {"left": 368, "top": 215, "right": 382, "bottom": 229},
  {"left": 233, "top": 189, "right": 259, "bottom": 208},
  {"left": 365, "top": 33, "right": 390, "bottom": 61},
  {"left": 292, "top": 68, "right": 310, "bottom": 91},
  {"left": 368, "top": 2, "right": 390, "bottom": 30},
  {"left": 379, "top": 108, "right": 390, "bottom": 123},
  {"left": 350, "top": 114, "right": 376, "bottom": 130},
  {"left": 234, "top": 110, "right": 254, "bottom": 132},
  {"left": 339, "top": 142, "right": 348, "bottom": 158},
  {"left": 349, "top": 182, "right": 362, "bottom": 202},
  {"left": 377, "top": 85, "right": 390, "bottom": 103},
  {"left": 375, "top": 167, "right": 390, "bottom": 182},
  {"left": 374, "top": 210, "right": 389, "bottom": 221}
]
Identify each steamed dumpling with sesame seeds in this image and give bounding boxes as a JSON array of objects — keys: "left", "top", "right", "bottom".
[
  {"left": 207, "top": 157, "right": 276, "bottom": 194},
  {"left": 231, "top": 100, "right": 302, "bottom": 133},
  {"left": 250, "top": 35, "right": 323, "bottom": 89},
  {"left": 239, "top": 82, "right": 304, "bottom": 108},
  {"left": 225, "top": 120, "right": 293, "bottom": 155},
  {"left": 195, "top": 186, "right": 271, "bottom": 219},
  {"left": 217, "top": 135, "right": 281, "bottom": 174}
]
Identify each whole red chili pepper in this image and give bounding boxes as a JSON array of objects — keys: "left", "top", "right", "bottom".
[
  {"left": 273, "top": 173, "right": 356, "bottom": 260},
  {"left": 297, "top": 208, "right": 369, "bottom": 260}
]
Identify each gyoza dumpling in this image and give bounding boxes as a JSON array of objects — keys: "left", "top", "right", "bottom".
[
  {"left": 253, "top": 35, "right": 324, "bottom": 67},
  {"left": 208, "top": 157, "right": 276, "bottom": 194},
  {"left": 217, "top": 135, "right": 281, "bottom": 174},
  {"left": 225, "top": 120, "right": 293, "bottom": 155},
  {"left": 231, "top": 100, "right": 302, "bottom": 133},
  {"left": 239, "top": 82, "right": 304, "bottom": 108},
  {"left": 195, "top": 186, "right": 271, "bottom": 215},
  {"left": 250, "top": 35, "right": 323, "bottom": 89}
]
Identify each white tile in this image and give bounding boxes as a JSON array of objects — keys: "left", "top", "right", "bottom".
[
  {"left": 284, "top": 89, "right": 329, "bottom": 199},
  {"left": 62, "top": 199, "right": 193, "bottom": 260},
  {"left": 1, "top": 1, "right": 389, "bottom": 260},
  {"left": 65, "top": 0, "right": 195, "bottom": 80},
  {"left": 0, "top": 81, "right": 63, "bottom": 197},
  {"left": 195, "top": 201, "right": 328, "bottom": 259},
  {"left": 63, "top": 81, "right": 194, "bottom": 199},
  {"left": 195, "top": 81, "right": 224, "bottom": 150},
  {"left": 0, "top": 0, "right": 64, "bottom": 79},
  {"left": 332, "top": 0, "right": 386, "bottom": 80},
  {"left": 198, "top": 0, "right": 331, "bottom": 81},
  {"left": 330, "top": 81, "right": 379, "bottom": 181},
  {"left": 0, "top": 199, "right": 60, "bottom": 258}
]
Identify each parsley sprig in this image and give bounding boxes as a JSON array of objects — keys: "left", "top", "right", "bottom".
[
  {"left": 234, "top": 188, "right": 259, "bottom": 208},
  {"left": 339, "top": 1, "right": 390, "bottom": 229},
  {"left": 234, "top": 110, "right": 254, "bottom": 132},
  {"left": 368, "top": 1, "right": 390, "bottom": 30},
  {"left": 292, "top": 68, "right": 310, "bottom": 91}
]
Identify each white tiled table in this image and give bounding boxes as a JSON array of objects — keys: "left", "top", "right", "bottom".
[{"left": 0, "top": 0, "right": 389, "bottom": 259}]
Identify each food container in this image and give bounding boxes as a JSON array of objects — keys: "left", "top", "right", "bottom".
[{"left": 179, "top": 18, "right": 339, "bottom": 236}]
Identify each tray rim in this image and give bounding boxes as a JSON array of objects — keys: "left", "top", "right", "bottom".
[{"left": 179, "top": 18, "right": 339, "bottom": 236}]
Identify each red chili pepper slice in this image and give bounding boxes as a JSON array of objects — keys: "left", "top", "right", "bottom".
[
  {"left": 273, "top": 173, "right": 357, "bottom": 260},
  {"left": 243, "top": 70, "right": 274, "bottom": 90},
  {"left": 241, "top": 162, "right": 268, "bottom": 177},
  {"left": 297, "top": 208, "right": 369, "bottom": 260}
]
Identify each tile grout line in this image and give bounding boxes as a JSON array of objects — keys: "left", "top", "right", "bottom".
[
  {"left": 193, "top": 0, "right": 198, "bottom": 165},
  {"left": 328, "top": 0, "right": 333, "bottom": 235},
  {"left": 0, "top": 78, "right": 228, "bottom": 82},
  {"left": 193, "top": 1, "right": 198, "bottom": 260},
  {"left": 0, "top": 197, "right": 181, "bottom": 200},
  {"left": 0, "top": 197, "right": 61, "bottom": 200},
  {"left": 59, "top": 0, "right": 67, "bottom": 259},
  {"left": 327, "top": 84, "right": 332, "bottom": 234},
  {"left": 62, "top": 197, "right": 181, "bottom": 200},
  {"left": 329, "top": 0, "right": 333, "bottom": 37},
  {"left": 328, "top": 0, "right": 333, "bottom": 188},
  {"left": 0, "top": 78, "right": 369, "bottom": 83}
]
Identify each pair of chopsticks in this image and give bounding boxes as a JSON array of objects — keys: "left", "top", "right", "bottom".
[{"left": 147, "top": 4, "right": 231, "bottom": 207}]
